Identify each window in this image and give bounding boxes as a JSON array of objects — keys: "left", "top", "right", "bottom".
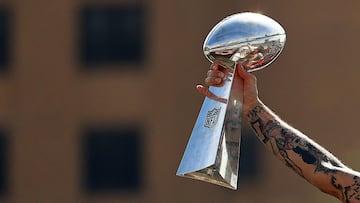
[
  {"left": 80, "top": 5, "right": 145, "bottom": 67},
  {"left": 82, "top": 125, "right": 143, "bottom": 193},
  {"left": 0, "top": 8, "right": 9, "bottom": 70}
]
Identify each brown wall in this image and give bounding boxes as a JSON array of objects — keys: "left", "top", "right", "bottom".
[{"left": 0, "top": 0, "right": 359, "bottom": 202}]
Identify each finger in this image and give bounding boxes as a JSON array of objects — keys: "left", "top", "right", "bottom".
[
  {"left": 236, "top": 63, "right": 256, "bottom": 82},
  {"left": 205, "top": 77, "right": 223, "bottom": 86},
  {"left": 207, "top": 69, "right": 225, "bottom": 78},
  {"left": 210, "top": 62, "right": 221, "bottom": 70},
  {"left": 210, "top": 63, "right": 230, "bottom": 80},
  {"left": 210, "top": 62, "right": 227, "bottom": 71},
  {"left": 196, "top": 85, "right": 227, "bottom": 104},
  {"left": 235, "top": 63, "right": 247, "bottom": 77}
]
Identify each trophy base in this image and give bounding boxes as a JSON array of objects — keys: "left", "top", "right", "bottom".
[{"left": 177, "top": 166, "right": 238, "bottom": 190}]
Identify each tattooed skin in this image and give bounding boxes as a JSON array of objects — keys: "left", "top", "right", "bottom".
[
  {"left": 247, "top": 104, "right": 360, "bottom": 203},
  {"left": 345, "top": 177, "right": 360, "bottom": 202}
]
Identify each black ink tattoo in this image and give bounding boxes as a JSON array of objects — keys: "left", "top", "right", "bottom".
[
  {"left": 332, "top": 175, "right": 360, "bottom": 202},
  {"left": 344, "top": 176, "right": 360, "bottom": 202},
  {"left": 247, "top": 105, "right": 341, "bottom": 174},
  {"left": 247, "top": 105, "right": 360, "bottom": 202},
  {"left": 248, "top": 105, "right": 265, "bottom": 122}
]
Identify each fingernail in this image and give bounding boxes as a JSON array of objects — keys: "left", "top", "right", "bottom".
[{"left": 215, "top": 78, "right": 222, "bottom": 83}]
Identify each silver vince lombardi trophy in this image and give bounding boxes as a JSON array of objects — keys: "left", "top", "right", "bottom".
[{"left": 176, "top": 12, "right": 286, "bottom": 190}]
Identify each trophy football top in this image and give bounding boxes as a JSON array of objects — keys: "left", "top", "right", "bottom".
[{"left": 203, "top": 12, "right": 286, "bottom": 72}]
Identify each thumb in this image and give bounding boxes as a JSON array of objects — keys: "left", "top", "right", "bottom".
[
  {"left": 236, "top": 63, "right": 248, "bottom": 79},
  {"left": 236, "top": 63, "right": 256, "bottom": 82}
]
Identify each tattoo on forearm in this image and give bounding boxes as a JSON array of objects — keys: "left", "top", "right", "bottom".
[
  {"left": 248, "top": 105, "right": 360, "bottom": 202},
  {"left": 248, "top": 105, "right": 341, "bottom": 172},
  {"left": 332, "top": 176, "right": 360, "bottom": 202},
  {"left": 344, "top": 176, "right": 360, "bottom": 202}
]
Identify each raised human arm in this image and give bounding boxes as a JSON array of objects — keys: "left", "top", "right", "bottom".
[
  {"left": 198, "top": 63, "right": 360, "bottom": 203},
  {"left": 247, "top": 100, "right": 360, "bottom": 203}
]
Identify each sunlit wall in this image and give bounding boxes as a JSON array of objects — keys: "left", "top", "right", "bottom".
[{"left": 0, "top": 0, "right": 359, "bottom": 202}]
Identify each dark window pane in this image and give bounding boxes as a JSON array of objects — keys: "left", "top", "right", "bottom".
[
  {"left": 0, "top": 8, "right": 9, "bottom": 70},
  {"left": 80, "top": 5, "right": 145, "bottom": 67},
  {"left": 83, "top": 126, "right": 143, "bottom": 193}
]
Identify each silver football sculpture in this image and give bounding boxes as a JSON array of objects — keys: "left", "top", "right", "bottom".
[
  {"left": 203, "top": 12, "right": 286, "bottom": 71},
  {"left": 177, "top": 12, "right": 286, "bottom": 190}
]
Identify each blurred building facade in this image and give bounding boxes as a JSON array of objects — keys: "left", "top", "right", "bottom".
[{"left": 0, "top": 0, "right": 360, "bottom": 203}]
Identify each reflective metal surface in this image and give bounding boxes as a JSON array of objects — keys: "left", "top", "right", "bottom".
[
  {"left": 204, "top": 12, "right": 286, "bottom": 72},
  {"left": 177, "top": 12, "right": 286, "bottom": 190}
]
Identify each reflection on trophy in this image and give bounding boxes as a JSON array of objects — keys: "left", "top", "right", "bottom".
[{"left": 176, "top": 12, "right": 286, "bottom": 190}]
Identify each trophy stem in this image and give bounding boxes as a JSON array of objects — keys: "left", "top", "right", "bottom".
[{"left": 177, "top": 64, "right": 244, "bottom": 190}]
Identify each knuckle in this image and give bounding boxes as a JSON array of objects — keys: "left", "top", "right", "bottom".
[
  {"left": 212, "top": 62, "right": 223, "bottom": 70},
  {"left": 205, "top": 77, "right": 211, "bottom": 85},
  {"left": 217, "top": 71, "right": 225, "bottom": 78}
]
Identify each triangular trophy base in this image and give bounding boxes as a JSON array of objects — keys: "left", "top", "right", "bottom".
[{"left": 177, "top": 166, "right": 237, "bottom": 190}]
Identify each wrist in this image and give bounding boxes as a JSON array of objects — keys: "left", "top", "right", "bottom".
[
  {"left": 245, "top": 100, "right": 276, "bottom": 127},
  {"left": 243, "top": 97, "right": 262, "bottom": 117}
]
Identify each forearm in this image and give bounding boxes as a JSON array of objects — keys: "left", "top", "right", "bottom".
[{"left": 246, "top": 101, "right": 360, "bottom": 202}]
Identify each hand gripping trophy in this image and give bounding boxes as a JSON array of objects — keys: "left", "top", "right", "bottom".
[{"left": 176, "top": 12, "right": 286, "bottom": 190}]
